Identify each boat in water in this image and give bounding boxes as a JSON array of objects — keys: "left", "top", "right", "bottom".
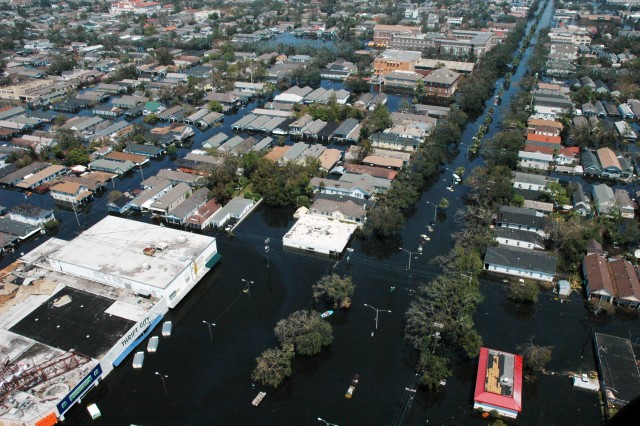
[
  {"left": 345, "top": 374, "right": 360, "bottom": 399},
  {"left": 320, "top": 310, "right": 334, "bottom": 318}
]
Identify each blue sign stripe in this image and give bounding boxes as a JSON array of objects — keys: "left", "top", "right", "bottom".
[
  {"left": 56, "top": 364, "right": 102, "bottom": 415},
  {"left": 112, "top": 314, "right": 164, "bottom": 367}
]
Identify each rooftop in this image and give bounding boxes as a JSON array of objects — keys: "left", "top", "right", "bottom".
[
  {"left": 23, "top": 216, "right": 215, "bottom": 290},
  {"left": 474, "top": 347, "right": 523, "bottom": 413}
]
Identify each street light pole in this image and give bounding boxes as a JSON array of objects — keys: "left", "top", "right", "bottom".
[
  {"left": 399, "top": 247, "right": 421, "bottom": 270},
  {"left": 317, "top": 417, "right": 338, "bottom": 426},
  {"left": 155, "top": 371, "right": 168, "bottom": 394},
  {"left": 241, "top": 278, "right": 254, "bottom": 298},
  {"left": 202, "top": 320, "right": 215, "bottom": 341},
  {"left": 425, "top": 201, "right": 437, "bottom": 224},
  {"left": 363, "top": 303, "right": 391, "bottom": 330}
]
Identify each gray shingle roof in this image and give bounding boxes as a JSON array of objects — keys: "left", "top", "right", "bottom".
[{"left": 484, "top": 245, "right": 557, "bottom": 275}]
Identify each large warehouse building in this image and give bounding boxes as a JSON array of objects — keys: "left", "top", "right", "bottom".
[{"left": 0, "top": 217, "right": 220, "bottom": 424}]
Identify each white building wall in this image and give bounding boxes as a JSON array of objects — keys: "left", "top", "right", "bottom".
[
  {"left": 486, "top": 263, "right": 554, "bottom": 282},
  {"left": 496, "top": 237, "right": 542, "bottom": 250},
  {"left": 165, "top": 240, "right": 218, "bottom": 308}
]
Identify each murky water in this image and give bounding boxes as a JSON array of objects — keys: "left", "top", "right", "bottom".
[{"left": 4, "top": 2, "right": 636, "bottom": 424}]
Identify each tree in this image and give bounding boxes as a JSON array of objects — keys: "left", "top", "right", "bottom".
[
  {"left": 313, "top": 274, "right": 355, "bottom": 309},
  {"left": 155, "top": 47, "right": 174, "bottom": 66},
  {"left": 518, "top": 339, "right": 553, "bottom": 374},
  {"left": 166, "top": 145, "right": 177, "bottom": 159},
  {"left": 416, "top": 352, "right": 452, "bottom": 390},
  {"left": 370, "top": 104, "right": 393, "bottom": 132},
  {"left": 437, "top": 197, "right": 449, "bottom": 209},
  {"left": 143, "top": 114, "right": 159, "bottom": 125},
  {"left": 274, "top": 310, "right": 333, "bottom": 357},
  {"left": 65, "top": 147, "right": 90, "bottom": 166},
  {"left": 207, "top": 100, "right": 223, "bottom": 112},
  {"left": 251, "top": 347, "right": 293, "bottom": 388},
  {"left": 47, "top": 54, "right": 76, "bottom": 75},
  {"left": 508, "top": 279, "right": 539, "bottom": 303},
  {"left": 362, "top": 205, "right": 405, "bottom": 237},
  {"left": 344, "top": 76, "right": 369, "bottom": 94}
]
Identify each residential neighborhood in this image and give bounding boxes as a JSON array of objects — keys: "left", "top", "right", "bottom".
[{"left": 0, "top": 0, "right": 640, "bottom": 425}]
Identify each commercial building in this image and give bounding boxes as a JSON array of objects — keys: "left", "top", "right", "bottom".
[
  {"left": 474, "top": 347, "right": 523, "bottom": 419},
  {"left": 283, "top": 214, "right": 357, "bottom": 256},
  {"left": 373, "top": 50, "right": 422, "bottom": 76},
  {"left": 373, "top": 24, "right": 422, "bottom": 47},
  {"left": 421, "top": 67, "right": 461, "bottom": 98},
  {"left": 2, "top": 217, "right": 219, "bottom": 423}
]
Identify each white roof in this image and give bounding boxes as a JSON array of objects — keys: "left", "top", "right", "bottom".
[
  {"left": 283, "top": 215, "right": 357, "bottom": 254},
  {"left": 273, "top": 93, "right": 304, "bottom": 103},
  {"left": 45, "top": 216, "right": 216, "bottom": 290}
]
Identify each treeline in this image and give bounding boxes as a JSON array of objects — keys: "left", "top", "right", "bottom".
[
  {"left": 362, "top": 107, "right": 468, "bottom": 237},
  {"left": 457, "top": 21, "right": 527, "bottom": 113},
  {"left": 403, "top": 2, "right": 550, "bottom": 389},
  {"left": 204, "top": 151, "right": 316, "bottom": 206}
]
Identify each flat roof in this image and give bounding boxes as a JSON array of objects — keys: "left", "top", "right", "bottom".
[
  {"left": 594, "top": 333, "right": 640, "bottom": 406},
  {"left": 43, "top": 216, "right": 215, "bottom": 290},
  {"left": 283, "top": 215, "right": 357, "bottom": 254},
  {"left": 9, "top": 286, "right": 134, "bottom": 359}
]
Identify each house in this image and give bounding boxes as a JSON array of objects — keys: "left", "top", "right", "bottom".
[
  {"left": 518, "top": 151, "right": 553, "bottom": 171},
  {"left": 208, "top": 197, "right": 254, "bottom": 228},
  {"left": 149, "top": 182, "right": 192, "bottom": 215},
  {"left": 310, "top": 177, "right": 374, "bottom": 199},
  {"left": 14, "top": 165, "right": 67, "bottom": 190},
  {"left": 473, "top": 347, "right": 523, "bottom": 419},
  {"left": 124, "top": 143, "right": 164, "bottom": 158},
  {"left": 164, "top": 187, "right": 209, "bottom": 225},
  {"left": 130, "top": 178, "right": 173, "bottom": 211},
  {"left": 496, "top": 206, "right": 548, "bottom": 237},
  {"left": 484, "top": 245, "right": 557, "bottom": 282},
  {"left": 332, "top": 118, "right": 360, "bottom": 142},
  {"left": 370, "top": 132, "right": 421, "bottom": 152},
  {"left": 88, "top": 159, "right": 135, "bottom": 175},
  {"left": 513, "top": 172, "right": 558, "bottom": 192},
  {"left": 596, "top": 147, "right": 622, "bottom": 179},
  {"left": 573, "top": 182, "right": 592, "bottom": 217},
  {"left": 495, "top": 227, "right": 545, "bottom": 250},
  {"left": 308, "top": 197, "right": 368, "bottom": 226},
  {"left": 233, "top": 82, "right": 266, "bottom": 95},
  {"left": 592, "top": 183, "right": 616, "bottom": 216},
  {"left": 143, "top": 101, "right": 166, "bottom": 116},
  {"left": 185, "top": 199, "right": 222, "bottom": 230},
  {"left": 156, "top": 169, "right": 203, "bottom": 187},
  {"left": 104, "top": 151, "right": 149, "bottom": 167},
  {"left": 614, "top": 189, "right": 637, "bottom": 219},
  {"left": 0, "top": 218, "right": 43, "bottom": 241},
  {"left": 581, "top": 151, "right": 602, "bottom": 177},
  {"left": 583, "top": 253, "right": 616, "bottom": 302},
  {"left": 8, "top": 204, "right": 55, "bottom": 226},
  {"left": 609, "top": 257, "right": 640, "bottom": 308},
  {"left": 107, "top": 191, "right": 135, "bottom": 214},
  {"left": 49, "top": 181, "right": 93, "bottom": 205}
]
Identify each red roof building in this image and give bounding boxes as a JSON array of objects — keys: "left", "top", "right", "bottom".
[{"left": 473, "top": 347, "right": 523, "bottom": 419}]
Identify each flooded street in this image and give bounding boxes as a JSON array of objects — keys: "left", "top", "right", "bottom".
[{"left": 2, "top": 1, "right": 636, "bottom": 424}]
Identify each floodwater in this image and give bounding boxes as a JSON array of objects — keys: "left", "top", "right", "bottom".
[{"left": 2, "top": 1, "right": 637, "bottom": 424}]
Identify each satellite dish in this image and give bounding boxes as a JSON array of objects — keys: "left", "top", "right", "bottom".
[{"left": 634, "top": 249, "right": 640, "bottom": 259}]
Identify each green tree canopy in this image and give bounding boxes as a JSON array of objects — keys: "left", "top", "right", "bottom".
[
  {"left": 313, "top": 274, "right": 355, "bottom": 309},
  {"left": 369, "top": 104, "right": 393, "bottom": 132},
  {"left": 274, "top": 310, "right": 333, "bottom": 357},
  {"left": 251, "top": 347, "right": 294, "bottom": 388}
]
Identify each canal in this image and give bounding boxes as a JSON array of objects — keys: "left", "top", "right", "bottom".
[{"left": 8, "top": 0, "right": 634, "bottom": 424}]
